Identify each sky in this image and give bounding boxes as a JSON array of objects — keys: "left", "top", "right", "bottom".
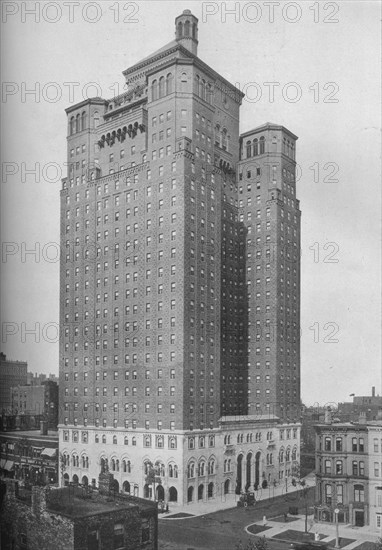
[{"left": 1, "top": 0, "right": 381, "bottom": 405}]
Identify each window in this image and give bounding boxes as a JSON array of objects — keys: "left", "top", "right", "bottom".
[
  {"left": 354, "top": 484, "right": 364, "bottom": 502},
  {"left": 325, "top": 484, "right": 332, "bottom": 505},
  {"left": 324, "top": 437, "right": 331, "bottom": 451}
]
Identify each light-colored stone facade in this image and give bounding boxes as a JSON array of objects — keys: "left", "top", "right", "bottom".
[{"left": 60, "top": 415, "right": 300, "bottom": 506}]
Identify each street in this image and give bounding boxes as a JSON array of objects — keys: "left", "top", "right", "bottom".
[{"left": 159, "top": 488, "right": 315, "bottom": 550}]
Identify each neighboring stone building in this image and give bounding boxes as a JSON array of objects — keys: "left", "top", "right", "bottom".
[
  {"left": 0, "top": 353, "right": 27, "bottom": 414},
  {"left": 0, "top": 427, "right": 58, "bottom": 485},
  {"left": 10, "top": 380, "right": 59, "bottom": 429},
  {"left": 338, "top": 387, "right": 382, "bottom": 423},
  {"left": 314, "top": 418, "right": 382, "bottom": 531},
  {"left": 0, "top": 479, "right": 158, "bottom": 550},
  {"left": 59, "top": 9, "right": 302, "bottom": 506},
  {"left": 27, "top": 372, "right": 58, "bottom": 386},
  {"left": 60, "top": 414, "right": 300, "bottom": 505}
]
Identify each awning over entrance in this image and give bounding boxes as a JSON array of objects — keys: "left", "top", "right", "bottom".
[{"left": 41, "top": 447, "right": 57, "bottom": 458}]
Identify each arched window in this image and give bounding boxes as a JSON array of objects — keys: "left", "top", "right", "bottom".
[
  {"left": 215, "top": 125, "right": 221, "bottom": 147},
  {"left": 279, "top": 449, "right": 284, "bottom": 463},
  {"left": 93, "top": 111, "right": 99, "bottom": 128},
  {"left": 222, "top": 128, "right": 228, "bottom": 151},
  {"left": 246, "top": 141, "right": 252, "bottom": 158},
  {"left": 285, "top": 448, "right": 291, "bottom": 462},
  {"left": 159, "top": 77, "right": 165, "bottom": 99},
  {"left": 169, "top": 486, "right": 178, "bottom": 502},
  {"left": 76, "top": 114, "right": 81, "bottom": 133},
  {"left": 292, "top": 447, "right": 297, "bottom": 461},
  {"left": 151, "top": 80, "right": 158, "bottom": 102},
  {"left": 208, "top": 482, "right": 214, "bottom": 498},
  {"left": 259, "top": 136, "right": 265, "bottom": 154},
  {"left": 201, "top": 79, "right": 206, "bottom": 100},
  {"left": 113, "top": 435, "right": 117, "bottom": 444},
  {"left": 196, "top": 75, "right": 200, "bottom": 96},
  {"left": 102, "top": 435, "right": 106, "bottom": 444},
  {"left": 199, "top": 461, "right": 205, "bottom": 476},
  {"left": 188, "top": 462, "right": 195, "bottom": 478},
  {"left": 81, "top": 111, "right": 86, "bottom": 131},
  {"left": 325, "top": 484, "right": 332, "bottom": 504},
  {"left": 70, "top": 116, "right": 76, "bottom": 135},
  {"left": 192, "top": 22, "right": 197, "bottom": 39},
  {"left": 124, "top": 436, "right": 128, "bottom": 445},
  {"left": 253, "top": 139, "right": 258, "bottom": 156},
  {"left": 208, "top": 459, "right": 215, "bottom": 475},
  {"left": 177, "top": 21, "right": 183, "bottom": 38},
  {"left": 166, "top": 73, "right": 173, "bottom": 95},
  {"left": 184, "top": 19, "right": 190, "bottom": 36}
]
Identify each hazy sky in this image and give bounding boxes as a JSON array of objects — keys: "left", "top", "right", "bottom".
[{"left": 1, "top": 1, "right": 381, "bottom": 405}]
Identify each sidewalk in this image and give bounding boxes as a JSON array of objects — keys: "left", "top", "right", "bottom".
[
  {"left": 160, "top": 474, "right": 316, "bottom": 518},
  {"left": 244, "top": 514, "right": 379, "bottom": 548}
]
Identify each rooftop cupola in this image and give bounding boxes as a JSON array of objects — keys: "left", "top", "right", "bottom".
[{"left": 175, "top": 10, "right": 198, "bottom": 56}]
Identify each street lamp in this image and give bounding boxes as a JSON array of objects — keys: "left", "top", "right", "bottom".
[{"left": 334, "top": 508, "right": 340, "bottom": 549}]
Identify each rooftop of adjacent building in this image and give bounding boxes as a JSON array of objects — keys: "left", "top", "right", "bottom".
[
  {"left": 0, "top": 352, "right": 27, "bottom": 365},
  {"left": 3, "top": 481, "right": 156, "bottom": 519},
  {"left": 240, "top": 123, "right": 298, "bottom": 141},
  {"left": 0, "top": 429, "right": 58, "bottom": 442}
]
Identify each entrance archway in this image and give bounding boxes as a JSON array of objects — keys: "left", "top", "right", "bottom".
[
  {"left": 81, "top": 476, "right": 88, "bottom": 486},
  {"left": 63, "top": 473, "right": 69, "bottom": 486},
  {"left": 198, "top": 484, "right": 204, "bottom": 500},
  {"left": 254, "top": 451, "right": 261, "bottom": 489},
  {"left": 224, "top": 479, "right": 230, "bottom": 495},
  {"left": 187, "top": 486, "right": 194, "bottom": 502},
  {"left": 123, "top": 481, "right": 130, "bottom": 493},
  {"left": 156, "top": 485, "right": 165, "bottom": 501},
  {"left": 208, "top": 482, "right": 214, "bottom": 499},
  {"left": 236, "top": 454, "right": 244, "bottom": 494},
  {"left": 72, "top": 474, "right": 79, "bottom": 485},
  {"left": 112, "top": 479, "right": 119, "bottom": 493},
  {"left": 169, "top": 486, "right": 178, "bottom": 502},
  {"left": 246, "top": 452, "right": 252, "bottom": 490}
]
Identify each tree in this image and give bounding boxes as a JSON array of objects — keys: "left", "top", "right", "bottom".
[
  {"left": 291, "top": 463, "right": 309, "bottom": 533},
  {"left": 144, "top": 460, "right": 162, "bottom": 500},
  {"left": 374, "top": 538, "right": 382, "bottom": 550}
]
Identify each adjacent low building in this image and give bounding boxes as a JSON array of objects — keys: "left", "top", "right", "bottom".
[
  {"left": 0, "top": 353, "right": 27, "bottom": 414},
  {"left": 0, "top": 426, "right": 59, "bottom": 485},
  {"left": 10, "top": 380, "right": 59, "bottom": 430},
  {"left": 314, "top": 417, "right": 382, "bottom": 532},
  {"left": 0, "top": 477, "right": 158, "bottom": 550}
]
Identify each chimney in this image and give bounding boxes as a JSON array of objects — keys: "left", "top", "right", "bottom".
[
  {"left": 32, "top": 486, "right": 47, "bottom": 516},
  {"left": 40, "top": 421, "right": 48, "bottom": 435},
  {"left": 372, "top": 386, "right": 375, "bottom": 397},
  {"left": 358, "top": 411, "right": 367, "bottom": 424},
  {"left": 324, "top": 408, "right": 332, "bottom": 424}
]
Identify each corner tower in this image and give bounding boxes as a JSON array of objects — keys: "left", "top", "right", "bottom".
[{"left": 175, "top": 10, "right": 198, "bottom": 56}]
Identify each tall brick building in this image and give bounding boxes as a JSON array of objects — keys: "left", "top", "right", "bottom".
[{"left": 59, "top": 10, "right": 301, "bottom": 505}]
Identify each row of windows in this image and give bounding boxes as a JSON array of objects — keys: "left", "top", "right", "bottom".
[
  {"left": 151, "top": 73, "right": 173, "bottom": 101},
  {"left": 69, "top": 111, "right": 87, "bottom": 135},
  {"left": 187, "top": 458, "right": 216, "bottom": 478},
  {"left": 323, "top": 436, "right": 365, "bottom": 452},
  {"left": 70, "top": 144, "right": 86, "bottom": 157},
  {"left": 63, "top": 417, "right": 176, "bottom": 430},
  {"left": 322, "top": 459, "right": 365, "bottom": 476},
  {"left": 323, "top": 483, "right": 364, "bottom": 505}
]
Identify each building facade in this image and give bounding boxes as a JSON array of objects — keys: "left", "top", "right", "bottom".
[
  {"left": 314, "top": 420, "right": 382, "bottom": 531},
  {"left": 0, "top": 428, "right": 58, "bottom": 485},
  {"left": 10, "top": 381, "right": 59, "bottom": 430},
  {"left": 59, "top": 10, "right": 301, "bottom": 505},
  {"left": 0, "top": 353, "right": 28, "bottom": 414}
]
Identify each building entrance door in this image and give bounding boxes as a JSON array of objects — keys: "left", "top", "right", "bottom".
[{"left": 355, "top": 511, "right": 364, "bottom": 527}]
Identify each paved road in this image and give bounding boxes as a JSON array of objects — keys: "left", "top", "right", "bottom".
[{"left": 159, "top": 488, "right": 315, "bottom": 550}]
